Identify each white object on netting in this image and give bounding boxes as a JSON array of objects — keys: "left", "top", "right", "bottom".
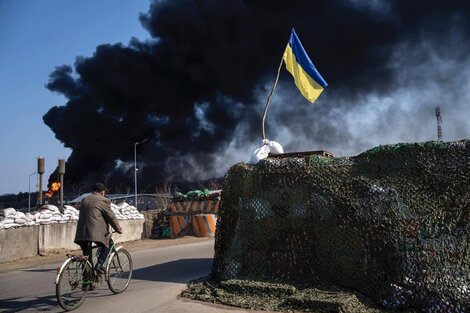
[
  {"left": 249, "top": 139, "right": 284, "bottom": 164},
  {"left": 268, "top": 140, "right": 284, "bottom": 154}
]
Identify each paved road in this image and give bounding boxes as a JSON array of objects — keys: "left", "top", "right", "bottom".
[{"left": 0, "top": 240, "right": 262, "bottom": 313}]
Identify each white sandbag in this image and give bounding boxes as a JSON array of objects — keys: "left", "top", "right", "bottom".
[
  {"left": 268, "top": 140, "right": 284, "bottom": 154},
  {"left": 249, "top": 139, "right": 285, "bottom": 164},
  {"left": 64, "top": 205, "right": 77, "bottom": 210},
  {"left": 39, "top": 208, "right": 50, "bottom": 214},
  {"left": 2, "top": 208, "right": 17, "bottom": 218},
  {"left": 14, "top": 218, "right": 26, "bottom": 224},
  {"left": 45, "top": 205, "right": 60, "bottom": 213},
  {"left": 64, "top": 205, "right": 78, "bottom": 214},
  {"left": 1, "top": 218, "right": 15, "bottom": 224},
  {"left": 64, "top": 209, "right": 80, "bottom": 215},
  {"left": 40, "top": 213, "right": 52, "bottom": 220},
  {"left": 249, "top": 144, "right": 270, "bottom": 164}
]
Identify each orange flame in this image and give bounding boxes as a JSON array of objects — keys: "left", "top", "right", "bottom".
[{"left": 45, "top": 182, "right": 61, "bottom": 198}]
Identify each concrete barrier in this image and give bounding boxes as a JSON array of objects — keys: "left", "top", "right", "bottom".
[
  {"left": 0, "top": 220, "right": 144, "bottom": 262},
  {"left": 39, "top": 223, "right": 78, "bottom": 254},
  {"left": 191, "top": 214, "right": 217, "bottom": 237},
  {"left": 0, "top": 225, "right": 39, "bottom": 262},
  {"left": 113, "top": 220, "right": 145, "bottom": 244}
]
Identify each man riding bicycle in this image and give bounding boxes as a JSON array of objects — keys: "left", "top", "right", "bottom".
[{"left": 74, "top": 183, "right": 123, "bottom": 274}]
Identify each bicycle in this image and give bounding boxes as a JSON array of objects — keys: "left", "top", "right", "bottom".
[{"left": 54, "top": 232, "right": 133, "bottom": 311}]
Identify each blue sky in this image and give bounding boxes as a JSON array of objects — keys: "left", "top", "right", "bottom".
[{"left": 0, "top": 0, "right": 150, "bottom": 195}]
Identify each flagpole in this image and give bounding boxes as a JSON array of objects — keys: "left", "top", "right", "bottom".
[{"left": 261, "top": 52, "right": 285, "bottom": 140}]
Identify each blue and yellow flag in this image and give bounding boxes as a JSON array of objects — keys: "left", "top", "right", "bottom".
[{"left": 283, "top": 28, "right": 328, "bottom": 103}]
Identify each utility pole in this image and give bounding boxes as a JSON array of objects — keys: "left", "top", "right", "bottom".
[
  {"left": 28, "top": 172, "right": 37, "bottom": 212},
  {"left": 58, "top": 159, "right": 65, "bottom": 207},
  {"left": 37, "top": 157, "right": 45, "bottom": 206},
  {"left": 134, "top": 139, "right": 147, "bottom": 209}
]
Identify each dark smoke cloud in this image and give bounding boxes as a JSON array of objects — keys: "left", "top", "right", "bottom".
[{"left": 44, "top": 0, "right": 470, "bottom": 191}]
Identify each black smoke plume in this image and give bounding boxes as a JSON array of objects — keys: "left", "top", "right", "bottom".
[{"left": 44, "top": 0, "right": 470, "bottom": 192}]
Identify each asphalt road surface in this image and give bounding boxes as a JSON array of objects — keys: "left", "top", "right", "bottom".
[{"left": 0, "top": 239, "right": 264, "bottom": 313}]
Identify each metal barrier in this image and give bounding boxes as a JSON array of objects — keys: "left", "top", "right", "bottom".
[{"left": 168, "top": 199, "right": 220, "bottom": 238}]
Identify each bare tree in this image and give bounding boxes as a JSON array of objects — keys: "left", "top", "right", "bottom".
[
  {"left": 154, "top": 179, "right": 173, "bottom": 210},
  {"left": 208, "top": 178, "right": 222, "bottom": 191}
]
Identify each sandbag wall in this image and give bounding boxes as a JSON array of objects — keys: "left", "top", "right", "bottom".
[
  {"left": 168, "top": 199, "right": 219, "bottom": 238},
  {"left": 211, "top": 140, "right": 470, "bottom": 312},
  {"left": 0, "top": 219, "right": 144, "bottom": 262},
  {"left": 0, "top": 203, "right": 145, "bottom": 262}
]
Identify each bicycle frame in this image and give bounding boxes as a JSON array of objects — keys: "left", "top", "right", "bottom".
[
  {"left": 54, "top": 255, "right": 91, "bottom": 285},
  {"left": 107, "top": 244, "right": 126, "bottom": 271},
  {"left": 54, "top": 238, "right": 124, "bottom": 285},
  {"left": 55, "top": 231, "right": 132, "bottom": 311}
]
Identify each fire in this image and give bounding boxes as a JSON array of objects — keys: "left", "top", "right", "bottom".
[{"left": 45, "top": 182, "right": 61, "bottom": 198}]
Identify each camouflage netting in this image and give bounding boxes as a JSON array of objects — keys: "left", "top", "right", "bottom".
[{"left": 209, "top": 140, "right": 470, "bottom": 312}]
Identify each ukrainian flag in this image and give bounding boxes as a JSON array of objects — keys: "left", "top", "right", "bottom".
[{"left": 283, "top": 28, "right": 328, "bottom": 103}]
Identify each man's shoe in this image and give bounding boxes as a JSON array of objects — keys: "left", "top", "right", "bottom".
[{"left": 82, "top": 283, "right": 95, "bottom": 291}]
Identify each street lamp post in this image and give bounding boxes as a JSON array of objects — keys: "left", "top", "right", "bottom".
[
  {"left": 28, "top": 172, "right": 37, "bottom": 212},
  {"left": 134, "top": 139, "right": 147, "bottom": 209}
]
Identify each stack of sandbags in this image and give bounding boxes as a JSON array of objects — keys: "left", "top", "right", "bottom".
[
  {"left": 62, "top": 205, "right": 80, "bottom": 222},
  {"left": 34, "top": 205, "right": 79, "bottom": 224},
  {"left": 14, "top": 211, "right": 35, "bottom": 226},
  {"left": 111, "top": 202, "right": 144, "bottom": 220},
  {"left": 0, "top": 201, "right": 143, "bottom": 229},
  {"left": 0, "top": 208, "right": 37, "bottom": 229},
  {"left": 35, "top": 205, "right": 64, "bottom": 224},
  {"left": 0, "top": 208, "right": 18, "bottom": 229}
]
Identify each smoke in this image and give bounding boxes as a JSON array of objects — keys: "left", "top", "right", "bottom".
[{"left": 43, "top": 0, "right": 470, "bottom": 191}]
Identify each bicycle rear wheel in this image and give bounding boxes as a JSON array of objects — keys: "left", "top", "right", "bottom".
[
  {"left": 56, "top": 258, "right": 92, "bottom": 311},
  {"left": 107, "top": 248, "right": 133, "bottom": 294}
]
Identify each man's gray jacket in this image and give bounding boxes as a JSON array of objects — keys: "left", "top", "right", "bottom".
[{"left": 74, "top": 193, "right": 122, "bottom": 247}]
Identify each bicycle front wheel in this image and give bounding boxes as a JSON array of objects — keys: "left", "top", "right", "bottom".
[
  {"left": 107, "top": 248, "right": 133, "bottom": 294},
  {"left": 56, "top": 258, "right": 92, "bottom": 311}
]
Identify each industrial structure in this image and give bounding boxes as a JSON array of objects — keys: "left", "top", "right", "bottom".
[{"left": 435, "top": 106, "right": 443, "bottom": 141}]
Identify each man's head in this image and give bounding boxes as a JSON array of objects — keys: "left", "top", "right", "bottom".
[{"left": 92, "top": 183, "right": 107, "bottom": 195}]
